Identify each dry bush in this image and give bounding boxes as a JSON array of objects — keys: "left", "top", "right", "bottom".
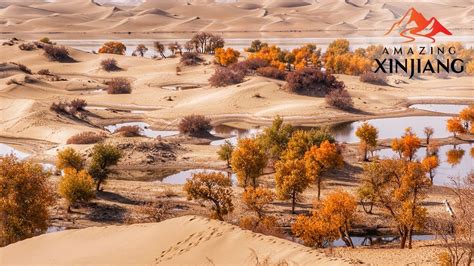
[
  {"left": 37, "top": 69, "right": 51, "bottom": 75},
  {"left": 209, "top": 66, "right": 245, "bottom": 87},
  {"left": 325, "top": 88, "right": 354, "bottom": 110},
  {"left": 116, "top": 125, "right": 141, "bottom": 137},
  {"left": 243, "top": 58, "right": 269, "bottom": 71},
  {"left": 39, "top": 37, "right": 52, "bottom": 44},
  {"left": 180, "top": 52, "right": 204, "bottom": 66},
  {"left": 359, "top": 71, "right": 388, "bottom": 85},
  {"left": 178, "top": 114, "right": 212, "bottom": 136},
  {"left": 107, "top": 77, "right": 132, "bottom": 94},
  {"left": 13, "top": 63, "right": 32, "bottom": 74},
  {"left": 66, "top": 131, "right": 107, "bottom": 144},
  {"left": 43, "top": 45, "right": 72, "bottom": 62},
  {"left": 285, "top": 68, "right": 344, "bottom": 96},
  {"left": 18, "top": 42, "right": 36, "bottom": 51},
  {"left": 50, "top": 98, "right": 87, "bottom": 115},
  {"left": 100, "top": 58, "right": 120, "bottom": 71},
  {"left": 239, "top": 216, "right": 282, "bottom": 238},
  {"left": 136, "top": 201, "right": 173, "bottom": 222},
  {"left": 256, "top": 66, "right": 286, "bottom": 80}
]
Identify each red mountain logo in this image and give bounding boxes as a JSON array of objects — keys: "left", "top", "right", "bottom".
[{"left": 385, "top": 7, "right": 452, "bottom": 43}]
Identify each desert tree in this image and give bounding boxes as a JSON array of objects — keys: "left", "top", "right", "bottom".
[
  {"left": 184, "top": 41, "right": 194, "bottom": 52},
  {"left": 292, "top": 189, "right": 357, "bottom": 248},
  {"left": 241, "top": 186, "right": 274, "bottom": 220},
  {"left": 58, "top": 168, "right": 95, "bottom": 212},
  {"left": 133, "top": 44, "right": 148, "bottom": 57},
  {"left": 56, "top": 147, "right": 85, "bottom": 171},
  {"left": 0, "top": 155, "right": 55, "bottom": 246},
  {"left": 240, "top": 187, "right": 280, "bottom": 236},
  {"left": 217, "top": 140, "right": 234, "bottom": 167},
  {"left": 183, "top": 172, "right": 233, "bottom": 220},
  {"left": 359, "top": 158, "right": 431, "bottom": 249},
  {"left": 391, "top": 128, "right": 421, "bottom": 161},
  {"left": 304, "top": 140, "right": 344, "bottom": 200},
  {"left": 423, "top": 127, "right": 434, "bottom": 145},
  {"left": 246, "top": 40, "right": 268, "bottom": 53},
  {"left": 231, "top": 138, "right": 267, "bottom": 188},
  {"left": 98, "top": 41, "right": 126, "bottom": 55},
  {"left": 422, "top": 155, "right": 439, "bottom": 183},
  {"left": 88, "top": 143, "right": 122, "bottom": 191},
  {"left": 167, "top": 42, "right": 177, "bottom": 55},
  {"left": 215, "top": 47, "right": 240, "bottom": 66},
  {"left": 154, "top": 41, "right": 166, "bottom": 58},
  {"left": 355, "top": 122, "right": 378, "bottom": 161},
  {"left": 274, "top": 158, "right": 311, "bottom": 214},
  {"left": 447, "top": 117, "right": 466, "bottom": 137},
  {"left": 459, "top": 105, "right": 473, "bottom": 130},
  {"left": 282, "top": 128, "right": 335, "bottom": 161},
  {"left": 257, "top": 115, "right": 294, "bottom": 162}
]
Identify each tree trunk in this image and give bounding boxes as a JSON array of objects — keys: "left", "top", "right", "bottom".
[
  {"left": 400, "top": 229, "right": 407, "bottom": 249},
  {"left": 317, "top": 178, "right": 321, "bottom": 200},
  {"left": 96, "top": 180, "right": 102, "bottom": 192},
  {"left": 361, "top": 200, "right": 373, "bottom": 214},
  {"left": 407, "top": 228, "right": 413, "bottom": 249},
  {"left": 291, "top": 191, "right": 296, "bottom": 214}
]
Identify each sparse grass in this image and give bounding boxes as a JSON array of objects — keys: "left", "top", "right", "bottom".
[
  {"left": 43, "top": 45, "right": 73, "bottom": 62},
  {"left": 359, "top": 71, "right": 388, "bottom": 85},
  {"left": 325, "top": 88, "right": 354, "bottom": 110}
]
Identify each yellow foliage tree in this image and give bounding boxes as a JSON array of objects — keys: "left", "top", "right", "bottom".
[
  {"left": 292, "top": 189, "right": 357, "bottom": 248},
  {"left": 303, "top": 141, "right": 344, "bottom": 200},
  {"left": 359, "top": 159, "right": 431, "bottom": 249},
  {"left": 56, "top": 147, "right": 84, "bottom": 171},
  {"left": 231, "top": 138, "right": 267, "bottom": 188},
  {"left": 183, "top": 172, "right": 233, "bottom": 220},
  {"left": 391, "top": 128, "right": 421, "bottom": 161},
  {"left": 274, "top": 158, "right": 311, "bottom": 214},
  {"left": 0, "top": 155, "right": 55, "bottom": 246},
  {"left": 215, "top": 47, "right": 240, "bottom": 66},
  {"left": 355, "top": 122, "right": 378, "bottom": 161},
  {"left": 98, "top": 41, "right": 126, "bottom": 55},
  {"left": 58, "top": 168, "right": 95, "bottom": 212},
  {"left": 459, "top": 105, "right": 473, "bottom": 131},
  {"left": 422, "top": 155, "right": 439, "bottom": 183},
  {"left": 446, "top": 117, "right": 466, "bottom": 137}
]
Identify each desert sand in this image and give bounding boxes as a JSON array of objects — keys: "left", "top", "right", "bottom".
[
  {"left": 0, "top": 215, "right": 355, "bottom": 265},
  {"left": 0, "top": 0, "right": 472, "bottom": 40}
]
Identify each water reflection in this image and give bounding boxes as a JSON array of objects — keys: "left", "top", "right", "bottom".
[
  {"left": 375, "top": 143, "right": 473, "bottom": 186},
  {"left": 331, "top": 116, "right": 451, "bottom": 143},
  {"left": 0, "top": 143, "right": 30, "bottom": 159},
  {"left": 333, "top": 234, "right": 435, "bottom": 247},
  {"left": 104, "top": 122, "right": 179, "bottom": 138},
  {"left": 409, "top": 104, "right": 468, "bottom": 114},
  {"left": 210, "top": 125, "right": 262, "bottom": 146}
]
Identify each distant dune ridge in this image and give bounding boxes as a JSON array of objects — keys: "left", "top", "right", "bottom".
[
  {"left": 0, "top": 0, "right": 471, "bottom": 38},
  {"left": 0, "top": 215, "right": 355, "bottom": 265}
]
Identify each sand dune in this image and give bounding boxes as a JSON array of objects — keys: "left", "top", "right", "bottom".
[
  {"left": 0, "top": 0, "right": 470, "bottom": 38},
  {"left": 0, "top": 215, "right": 355, "bottom": 265}
]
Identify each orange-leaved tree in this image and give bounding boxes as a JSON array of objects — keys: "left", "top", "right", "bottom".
[
  {"left": 183, "top": 172, "right": 233, "bottom": 220},
  {"left": 355, "top": 122, "right": 378, "bottom": 161},
  {"left": 0, "top": 155, "right": 55, "bottom": 246},
  {"left": 391, "top": 128, "right": 421, "bottom": 161},
  {"left": 446, "top": 117, "right": 466, "bottom": 137},
  {"left": 231, "top": 138, "right": 267, "bottom": 188},
  {"left": 215, "top": 47, "right": 240, "bottom": 66},
  {"left": 303, "top": 140, "right": 344, "bottom": 200},
  {"left": 359, "top": 158, "right": 431, "bottom": 249},
  {"left": 274, "top": 158, "right": 311, "bottom": 214},
  {"left": 422, "top": 155, "right": 439, "bottom": 183},
  {"left": 292, "top": 189, "right": 357, "bottom": 248},
  {"left": 98, "top": 41, "right": 126, "bottom": 55}
]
